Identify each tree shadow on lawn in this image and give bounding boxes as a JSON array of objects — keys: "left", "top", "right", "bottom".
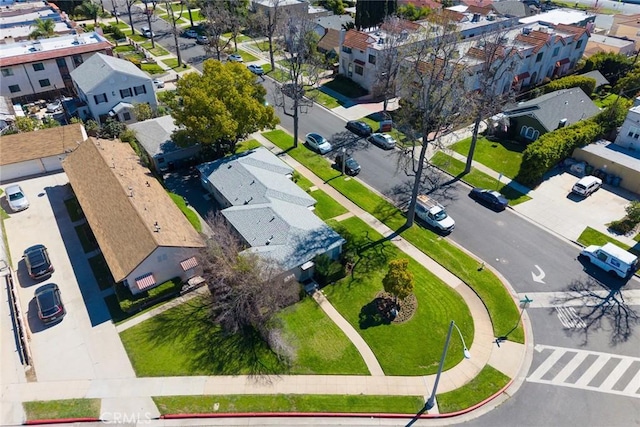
[
  {"left": 141, "top": 299, "right": 286, "bottom": 378},
  {"left": 359, "top": 297, "right": 394, "bottom": 329}
]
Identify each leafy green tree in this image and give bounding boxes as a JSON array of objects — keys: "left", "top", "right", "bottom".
[
  {"left": 356, "top": 0, "right": 396, "bottom": 30},
  {"left": 323, "top": 0, "right": 346, "bottom": 15},
  {"left": 74, "top": 0, "right": 100, "bottom": 24},
  {"left": 581, "top": 52, "right": 633, "bottom": 86},
  {"left": 99, "top": 118, "right": 125, "bottom": 139},
  {"left": 133, "top": 103, "right": 154, "bottom": 121},
  {"left": 171, "top": 60, "right": 279, "bottom": 157},
  {"left": 382, "top": 258, "right": 414, "bottom": 306},
  {"left": 29, "top": 18, "right": 56, "bottom": 39},
  {"left": 15, "top": 116, "right": 38, "bottom": 132},
  {"left": 41, "top": 117, "right": 61, "bottom": 128},
  {"left": 626, "top": 201, "right": 640, "bottom": 223},
  {"left": 397, "top": 4, "right": 431, "bottom": 21}
]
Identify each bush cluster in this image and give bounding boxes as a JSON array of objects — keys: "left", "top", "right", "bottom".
[
  {"left": 609, "top": 201, "right": 640, "bottom": 235},
  {"left": 543, "top": 76, "right": 597, "bottom": 96},
  {"left": 116, "top": 278, "right": 183, "bottom": 313}
]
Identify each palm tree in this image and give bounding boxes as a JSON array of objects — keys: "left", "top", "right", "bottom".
[
  {"left": 74, "top": 0, "right": 100, "bottom": 25},
  {"left": 29, "top": 18, "right": 56, "bottom": 39}
]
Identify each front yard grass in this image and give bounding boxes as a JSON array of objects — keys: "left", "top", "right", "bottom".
[
  {"left": 231, "top": 49, "right": 257, "bottom": 63},
  {"left": 291, "top": 173, "right": 348, "bottom": 220},
  {"left": 436, "top": 365, "right": 510, "bottom": 413},
  {"left": 141, "top": 62, "right": 165, "bottom": 75},
  {"left": 153, "top": 394, "right": 425, "bottom": 415},
  {"left": 142, "top": 42, "right": 169, "bottom": 57},
  {"left": 168, "top": 192, "right": 202, "bottom": 232},
  {"left": 262, "top": 129, "right": 524, "bottom": 344},
  {"left": 577, "top": 226, "right": 639, "bottom": 257},
  {"left": 450, "top": 136, "right": 524, "bottom": 179},
  {"left": 308, "top": 89, "right": 340, "bottom": 109},
  {"left": 161, "top": 58, "right": 190, "bottom": 71},
  {"left": 431, "top": 152, "right": 531, "bottom": 206},
  {"left": 236, "top": 138, "right": 261, "bottom": 153},
  {"left": 120, "top": 295, "right": 368, "bottom": 376},
  {"left": 23, "top": 399, "right": 101, "bottom": 421}
]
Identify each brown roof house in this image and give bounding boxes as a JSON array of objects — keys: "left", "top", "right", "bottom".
[
  {"left": 63, "top": 138, "right": 205, "bottom": 295},
  {"left": 0, "top": 123, "right": 87, "bottom": 183}
]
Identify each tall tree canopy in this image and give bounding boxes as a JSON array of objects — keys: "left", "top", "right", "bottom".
[
  {"left": 355, "top": 0, "right": 396, "bottom": 30},
  {"left": 171, "top": 60, "right": 279, "bottom": 157},
  {"left": 29, "top": 18, "right": 56, "bottom": 39}
]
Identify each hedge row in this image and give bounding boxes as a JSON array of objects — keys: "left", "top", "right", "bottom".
[
  {"left": 116, "top": 278, "right": 183, "bottom": 313},
  {"left": 543, "top": 76, "right": 596, "bottom": 96}
]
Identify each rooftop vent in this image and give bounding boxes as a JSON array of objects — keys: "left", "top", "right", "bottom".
[
  {"left": 523, "top": 27, "right": 531, "bottom": 35},
  {"left": 154, "top": 221, "right": 161, "bottom": 232}
]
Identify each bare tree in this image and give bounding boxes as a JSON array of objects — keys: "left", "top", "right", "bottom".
[
  {"left": 123, "top": 0, "right": 137, "bottom": 35},
  {"left": 164, "top": 0, "right": 183, "bottom": 67},
  {"left": 251, "top": 0, "right": 285, "bottom": 70},
  {"left": 198, "top": 214, "right": 300, "bottom": 355},
  {"left": 395, "top": 11, "right": 471, "bottom": 228},
  {"left": 227, "top": 0, "right": 249, "bottom": 52},
  {"left": 140, "top": 0, "right": 159, "bottom": 49},
  {"left": 200, "top": 2, "right": 233, "bottom": 61},
  {"left": 109, "top": 0, "right": 119, "bottom": 24},
  {"left": 464, "top": 29, "right": 519, "bottom": 174},
  {"left": 272, "top": 11, "right": 325, "bottom": 148}
]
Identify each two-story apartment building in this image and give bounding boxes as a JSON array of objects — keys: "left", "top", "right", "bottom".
[
  {"left": 0, "top": 32, "right": 113, "bottom": 102},
  {"left": 71, "top": 53, "right": 157, "bottom": 123}
]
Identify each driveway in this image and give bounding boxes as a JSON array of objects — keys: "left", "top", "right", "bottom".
[
  {"left": 2, "top": 173, "right": 135, "bottom": 382},
  {"left": 512, "top": 172, "right": 637, "bottom": 247}
]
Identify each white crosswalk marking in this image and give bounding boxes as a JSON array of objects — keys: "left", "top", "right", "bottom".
[
  {"left": 528, "top": 344, "right": 640, "bottom": 399},
  {"left": 555, "top": 306, "right": 586, "bottom": 329}
]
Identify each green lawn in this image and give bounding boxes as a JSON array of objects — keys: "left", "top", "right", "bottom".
[
  {"left": 113, "top": 44, "right": 135, "bottom": 54},
  {"left": 142, "top": 42, "right": 169, "bottom": 57},
  {"left": 63, "top": 197, "right": 84, "bottom": 222},
  {"left": 129, "top": 34, "right": 146, "bottom": 43},
  {"left": 161, "top": 58, "right": 189, "bottom": 71},
  {"left": 436, "top": 365, "right": 510, "bottom": 413},
  {"left": 168, "top": 192, "right": 202, "bottom": 232},
  {"left": 577, "top": 226, "right": 640, "bottom": 257},
  {"left": 431, "top": 152, "right": 531, "bottom": 205},
  {"left": 308, "top": 89, "right": 340, "bottom": 109},
  {"left": 141, "top": 63, "right": 165, "bottom": 75},
  {"left": 120, "top": 294, "right": 368, "bottom": 376},
  {"left": 232, "top": 49, "right": 257, "bottom": 63},
  {"left": 74, "top": 223, "right": 99, "bottom": 253},
  {"left": 87, "top": 253, "right": 115, "bottom": 291},
  {"left": 154, "top": 394, "right": 425, "bottom": 414},
  {"left": 23, "top": 399, "right": 101, "bottom": 421},
  {"left": 291, "top": 173, "right": 348, "bottom": 220},
  {"left": 262, "top": 130, "right": 524, "bottom": 344},
  {"left": 450, "top": 136, "right": 524, "bottom": 179},
  {"left": 224, "top": 32, "right": 252, "bottom": 43},
  {"left": 236, "top": 138, "right": 261, "bottom": 153},
  {"left": 593, "top": 93, "right": 619, "bottom": 109}
]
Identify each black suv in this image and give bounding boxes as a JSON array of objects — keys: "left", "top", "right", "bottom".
[
  {"left": 346, "top": 120, "right": 373, "bottom": 137},
  {"left": 335, "top": 152, "right": 361, "bottom": 176},
  {"left": 35, "top": 283, "right": 65, "bottom": 324},
  {"left": 23, "top": 244, "right": 54, "bottom": 279}
]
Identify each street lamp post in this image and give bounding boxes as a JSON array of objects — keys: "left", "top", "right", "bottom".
[
  {"left": 341, "top": 147, "right": 346, "bottom": 175},
  {"left": 425, "top": 320, "right": 470, "bottom": 410}
]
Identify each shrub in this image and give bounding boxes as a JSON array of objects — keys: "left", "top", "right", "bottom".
[
  {"left": 544, "top": 76, "right": 597, "bottom": 96},
  {"left": 609, "top": 218, "right": 637, "bottom": 235},
  {"left": 116, "top": 278, "right": 182, "bottom": 313},
  {"left": 313, "top": 254, "right": 345, "bottom": 286},
  {"left": 627, "top": 201, "right": 640, "bottom": 223}
]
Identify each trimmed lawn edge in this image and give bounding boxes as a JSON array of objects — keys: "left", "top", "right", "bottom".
[
  {"left": 436, "top": 365, "right": 511, "bottom": 413},
  {"left": 23, "top": 399, "right": 101, "bottom": 421}
]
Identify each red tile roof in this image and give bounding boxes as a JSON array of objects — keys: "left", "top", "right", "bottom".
[{"left": 343, "top": 30, "right": 373, "bottom": 51}]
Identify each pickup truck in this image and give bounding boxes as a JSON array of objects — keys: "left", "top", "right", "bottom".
[{"left": 415, "top": 195, "right": 455, "bottom": 233}]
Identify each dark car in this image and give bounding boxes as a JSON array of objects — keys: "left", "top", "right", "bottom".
[
  {"left": 335, "top": 152, "right": 361, "bottom": 176},
  {"left": 469, "top": 188, "right": 509, "bottom": 211},
  {"left": 346, "top": 120, "right": 373, "bottom": 137},
  {"left": 23, "top": 244, "right": 54, "bottom": 279},
  {"left": 35, "top": 283, "right": 65, "bottom": 324}
]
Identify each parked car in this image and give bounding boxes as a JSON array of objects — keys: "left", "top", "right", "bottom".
[
  {"left": 228, "top": 53, "right": 243, "bottom": 62},
  {"left": 571, "top": 175, "right": 602, "bottom": 197},
  {"left": 305, "top": 133, "right": 332, "bottom": 154},
  {"left": 140, "top": 26, "right": 154, "bottom": 38},
  {"left": 23, "top": 244, "right": 54, "bottom": 279},
  {"left": 369, "top": 133, "right": 396, "bottom": 149},
  {"left": 469, "top": 188, "right": 509, "bottom": 211},
  {"left": 196, "top": 34, "right": 209, "bottom": 44},
  {"left": 247, "top": 64, "right": 265, "bottom": 75},
  {"left": 346, "top": 120, "right": 372, "bottom": 137},
  {"left": 45, "top": 100, "right": 63, "bottom": 113},
  {"left": 5, "top": 184, "right": 29, "bottom": 212},
  {"left": 152, "top": 79, "right": 165, "bottom": 89},
  {"left": 183, "top": 29, "right": 198, "bottom": 38},
  {"left": 34, "top": 284, "right": 65, "bottom": 324},
  {"left": 335, "top": 152, "right": 361, "bottom": 175}
]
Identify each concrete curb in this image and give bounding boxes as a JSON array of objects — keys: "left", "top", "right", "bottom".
[{"left": 24, "top": 418, "right": 99, "bottom": 425}]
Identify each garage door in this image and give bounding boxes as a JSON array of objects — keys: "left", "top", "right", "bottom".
[
  {"left": 41, "top": 156, "right": 64, "bottom": 173},
  {"left": 0, "top": 160, "right": 44, "bottom": 183}
]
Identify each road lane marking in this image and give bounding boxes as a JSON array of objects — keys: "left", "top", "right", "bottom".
[
  {"left": 517, "top": 290, "right": 640, "bottom": 308},
  {"left": 529, "top": 347, "right": 566, "bottom": 381},
  {"left": 553, "top": 352, "right": 588, "bottom": 383},
  {"left": 623, "top": 369, "right": 640, "bottom": 394},
  {"left": 600, "top": 359, "right": 634, "bottom": 391},
  {"left": 555, "top": 306, "right": 586, "bottom": 329},
  {"left": 574, "top": 356, "right": 610, "bottom": 387}
]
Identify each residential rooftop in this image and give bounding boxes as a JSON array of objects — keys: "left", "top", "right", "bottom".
[
  {"left": 0, "top": 2, "right": 71, "bottom": 40},
  {"left": 519, "top": 8, "right": 595, "bottom": 26}
]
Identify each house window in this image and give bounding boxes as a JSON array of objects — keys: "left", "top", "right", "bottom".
[
  {"left": 628, "top": 126, "right": 640, "bottom": 139},
  {"left": 535, "top": 52, "right": 543, "bottom": 63},
  {"left": 32, "top": 63, "right": 45, "bottom": 71},
  {"left": 576, "top": 40, "right": 583, "bottom": 49},
  {"left": 521, "top": 126, "right": 539, "bottom": 140},
  {"left": 39, "top": 79, "right": 51, "bottom": 87},
  {"left": 1, "top": 68, "right": 13, "bottom": 77},
  {"left": 368, "top": 54, "right": 376, "bottom": 64},
  {"left": 134, "top": 85, "right": 147, "bottom": 95},
  {"left": 123, "top": 112, "right": 131, "bottom": 121},
  {"left": 342, "top": 46, "right": 352, "bottom": 54},
  {"left": 94, "top": 93, "right": 108, "bottom": 104},
  {"left": 56, "top": 58, "right": 67, "bottom": 67},
  {"left": 553, "top": 47, "right": 560, "bottom": 57},
  {"left": 355, "top": 65, "right": 363, "bottom": 75},
  {"left": 120, "top": 88, "right": 133, "bottom": 98},
  {"left": 72, "top": 55, "right": 83, "bottom": 67},
  {"left": 8, "top": 84, "right": 20, "bottom": 93}
]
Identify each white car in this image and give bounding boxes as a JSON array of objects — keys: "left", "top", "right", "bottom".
[
  {"left": 152, "top": 79, "right": 165, "bottom": 89},
  {"left": 305, "top": 133, "right": 332, "bottom": 154},
  {"left": 183, "top": 29, "right": 198, "bottom": 39},
  {"left": 369, "top": 133, "right": 397, "bottom": 150},
  {"left": 46, "top": 100, "right": 62, "bottom": 113},
  {"left": 228, "top": 53, "right": 243, "bottom": 63},
  {"left": 247, "top": 64, "right": 265, "bottom": 75},
  {"left": 5, "top": 184, "right": 29, "bottom": 212}
]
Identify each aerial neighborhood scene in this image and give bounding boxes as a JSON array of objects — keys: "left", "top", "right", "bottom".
[{"left": 2, "top": 0, "right": 640, "bottom": 425}]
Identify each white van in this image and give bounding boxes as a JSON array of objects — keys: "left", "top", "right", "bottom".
[
  {"left": 580, "top": 243, "right": 638, "bottom": 279},
  {"left": 571, "top": 175, "right": 602, "bottom": 197}
]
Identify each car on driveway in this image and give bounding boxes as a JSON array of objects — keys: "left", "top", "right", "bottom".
[
  {"left": 571, "top": 175, "right": 602, "bottom": 197},
  {"left": 228, "top": 53, "right": 243, "bottom": 62},
  {"left": 34, "top": 283, "right": 65, "bottom": 324},
  {"left": 45, "top": 100, "right": 63, "bottom": 113},
  {"left": 5, "top": 184, "right": 29, "bottom": 212},
  {"left": 247, "top": 64, "right": 265, "bottom": 75},
  {"left": 196, "top": 34, "right": 209, "bottom": 44},
  {"left": 346, "top": 120, "right": 372, "bottom": 137},
  {"left": 335, "top": 152, "right": 361, "bottom": 175},
  {"left": 23, "top": 244, "right": 54, "bottom": 279},
  {"left": 305, "top": 133, "right": 332, "bottom": 154},
  {"left": 469, "top": 188, "right": 509, "bottom": 211},
  {"left": 152, "top": 79, "right": 164, "bottom": 89},
  {"left": 369, "top": 132, "right": 396, "bottom": 149},
  {"left": 183, "top": 29, "right": 198, "bottom": 38}
]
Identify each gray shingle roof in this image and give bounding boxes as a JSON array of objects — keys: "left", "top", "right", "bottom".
[
  {"left": 198, "top": 147, "right": 316, "bottom": 208},
  {"left": 71, "top": 53, "right": 151, "bottom": 93},
  {"left": 503, "top": 88, "right": 601, "bottom": 132},
  {"left": 222, "top": 199, "right": 345, "bottom": 270},
  {"left": 128, "top": 115, "right": 182, "bottom": 157}
]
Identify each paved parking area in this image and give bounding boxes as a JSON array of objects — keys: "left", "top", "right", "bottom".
[
  {"left": 512, "top": 172, "right": 637, "bottom": 246},
  {"left": 2, "top": 173, "right": 135, "bottom": 382}
]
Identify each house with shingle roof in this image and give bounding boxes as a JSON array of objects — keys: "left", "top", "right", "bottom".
[
  {"left": 198, "top": 147, "right": 344, "bottom": 281},
  {"left": 71, "top": 53, "right": 156, "bottom": 124},
  {"left": 63, "top": 138, "right": 205, "bottom": 295},
  {"left": 502, "top": 88, "right": 600, "bottom": 142},
  {"left": 0, "top": 123, "right": 87, "bottom": 183}
]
